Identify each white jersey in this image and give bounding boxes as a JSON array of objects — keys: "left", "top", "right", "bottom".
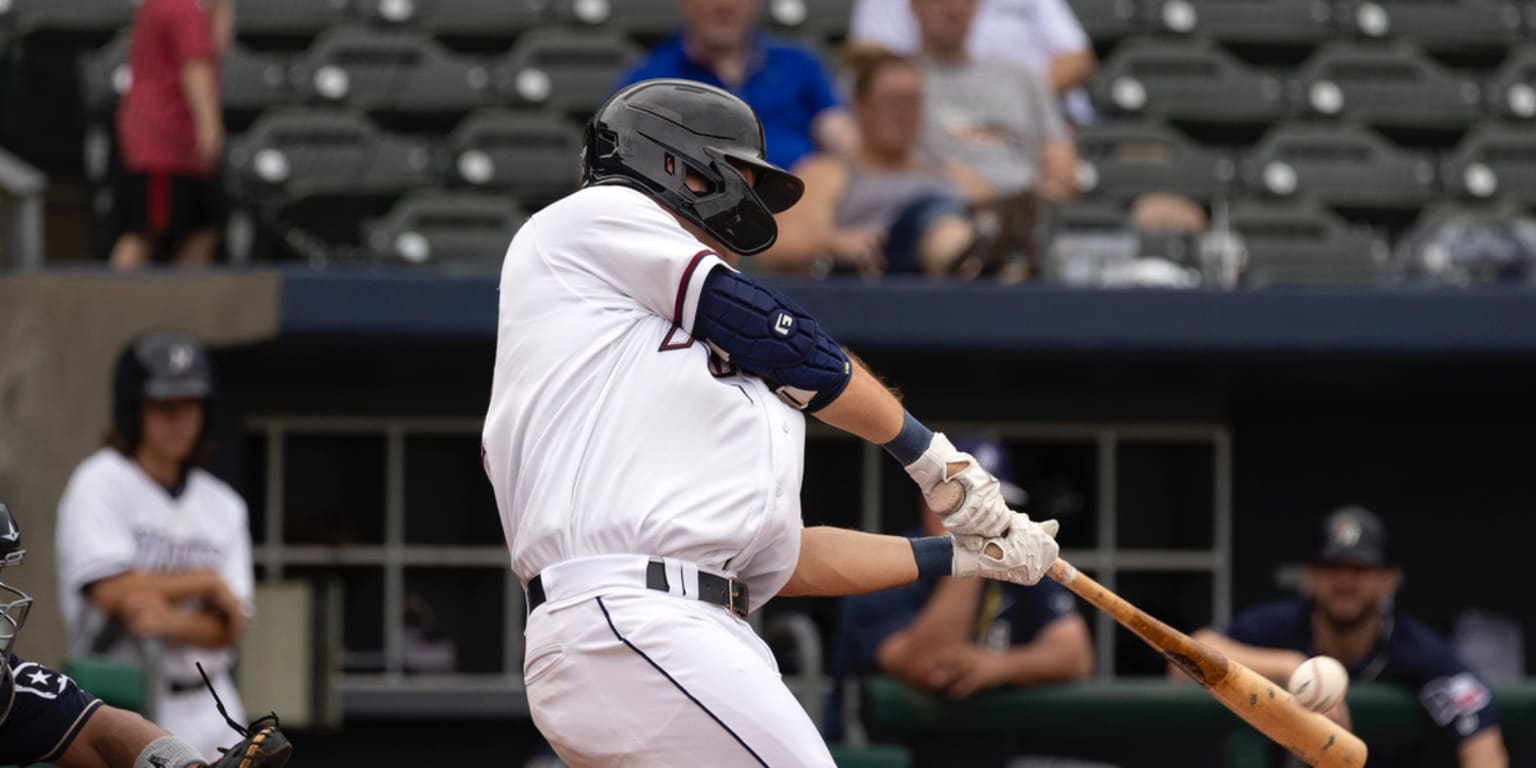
[
  {"left": 55, "top": 448, "right": 255, "bottom": 685},
  {"left": 482, "top": 185, "right": 806, "bottom": 612}
]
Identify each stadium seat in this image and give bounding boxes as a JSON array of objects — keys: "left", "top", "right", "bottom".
[
  {"left": 759, "top": 0, "right": 855, "bottom": 40},
  {"left": 1242, "top": 123, "right": 1437, "bottom": 208},
  {"left": 1074, "top": 122, "right": 1237, "bottom": 201},
  {"left": 1141, "top": 0, "right": 1335, "bottom": 47},
  {"left": 445, "top": 108, "right": 582, "bottom": 206},
  {"left": 1068, "top": 0, "right": 1145, "bottom": 45},
  {"left": 550, "top": 0, "right": 681, "bottom": 38},
  {"left": 235, "top": 0, "right": 352, "bottom": 39},
  {"left": 493, "top": 27, "right": 642, "bottom": 117},
  {"left": 8, "top": 0, "right": 136, "bottom": 35},
  {"left": 363, "top": 191, "right": 527, "bottom": 267},
  {"left": 225, "top": 108, "right": 439, "bottom": 202},
  {"left": 1289, "top": 41, "right": 1484, "bottom": 129},
  {"left": 354, "top": 0, "right": 547, "bottom": 39},
  {"left": 222, "top": 44, "right": 294, "bottom": 118},
  {"left": 1443, "top": 123, "right": 1536, "bottom": 206},
  {"left": 1488, "top": 44, "right": 1536, "bottom": 121},
  {"left": 1091, "top": 39, "right": 1285, "bottom": 124},
  {"left": 1335, "top": 0, "right": 1523, "bottom": 52},
  {"left": 292, "top": 26, "right": 494, "bottom": 114},
  {"left": 1227, "top": 201, "right": 1386, "bottom": 286},
  {"left": 78, "top": 28, "right": 131, "bottom": 118}
]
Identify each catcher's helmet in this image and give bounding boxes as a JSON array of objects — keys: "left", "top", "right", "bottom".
[
  {"left": 582, "top": 78, "right": 805, "bottom": 256},
  {"left": 0, "top": 502, "right": 32, "bottom": 658},
  {"left": 112, "top": 330, "right": 215, "bottom": 452}
]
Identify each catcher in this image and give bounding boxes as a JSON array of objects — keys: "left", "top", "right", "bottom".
[{"left": 0, "top": 500, "right": 290, "bottom": 768}]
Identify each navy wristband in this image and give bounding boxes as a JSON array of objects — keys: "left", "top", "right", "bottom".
[
  {"left": 910, "top": 535, "right": 953, "bottom": 578},
  {"left": 883, "top": 410, "right": 934, "bottom": 466}
]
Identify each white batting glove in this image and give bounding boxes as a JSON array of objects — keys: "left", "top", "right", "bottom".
[
  {"left": 953, "top": 513, "right": 1062, "bottom": 585},
  {"left": 903, "top": 432, "right": 1011, "bottom": 539}
]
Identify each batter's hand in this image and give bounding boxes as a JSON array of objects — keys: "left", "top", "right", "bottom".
[
  {"left": 903, "top": 432, "right": 1011, "bottom": 539},
  {"left": 953, "top": 513, "right": 1061, "bottom": 586}
]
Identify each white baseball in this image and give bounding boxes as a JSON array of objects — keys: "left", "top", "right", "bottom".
[{"left": 1288, "top": 655, "right": 1349, "bottom": 712}]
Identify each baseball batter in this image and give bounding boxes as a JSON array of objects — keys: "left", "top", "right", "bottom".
[
  {"left": 56, "top": 331, "right": 254, "bottom": 760},
  {"left": 482, "top": 79, "right": 1061, "bottom": 767}
]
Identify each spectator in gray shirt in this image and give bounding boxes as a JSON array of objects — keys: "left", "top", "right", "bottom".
[{"left": 913, "top": 0, "right": 1079, "bottom": 204}]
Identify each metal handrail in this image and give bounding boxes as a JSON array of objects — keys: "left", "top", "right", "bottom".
[{"left": 0, "top": 145, "right": 46, "bottom": 269}]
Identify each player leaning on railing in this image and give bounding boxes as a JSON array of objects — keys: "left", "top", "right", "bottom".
[{"left": 0, "top": 501, "right": 290, "bottom": 768}]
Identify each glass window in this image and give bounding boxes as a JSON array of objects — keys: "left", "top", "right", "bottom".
[
  {"left": 245, "top": 432, "right": 268, "bottom": 545},
  {"left": 286, "top": 566, "right": 386, "bottom": 673},
  {"left": 404, "top": 435, "right": 503, "bottom": 546},
  {"left": 1116, "top": 441, "right": 1216, "bottom": 550},
  {"left": 403, "top": 568, "right": 506, "bottom": 675},
  {"left": 1110, "top": 571, "right": 1214, "bottom": 677},
  {"left": 1013, "top": 440, "right": 1098, "bottom": 550},
  {"left": 283, "top": 435, "right": 386, "bottom": 545}
]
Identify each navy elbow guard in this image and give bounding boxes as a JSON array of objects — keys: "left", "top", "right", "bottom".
[{"left": 695, "top": 267, "right": 852, "bottom": 412}]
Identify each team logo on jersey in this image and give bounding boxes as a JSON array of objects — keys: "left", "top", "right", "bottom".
[
  {"left": 1420, "top": 672, "right": 1491, "bottom": 726},
  {"left": 772, "top": 311, "right": 794, "bottom": 337},
  {"left": 11, "top": 662, "right": 69, "bottom": 700}
]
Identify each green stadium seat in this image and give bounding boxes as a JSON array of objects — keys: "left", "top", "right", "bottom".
[
  {"left": 551, "top": 0, "right": 681, "bottom": 38},
  {"left": 1228, "top": 201, "right": 1386, "bottom": 286},
  {"left": 292, "top": 26, "right": 494, "bottom": 114},
  {"left": 355, "top": 0, "right": 547, "bottom": 39},
  {"left": 9, "top": 0, "right": 136, "bottom": 35},
  {"left": 363, "top": 191, "right": 527, "bottom": 267},
  {"left": 1290, "top": 41, "right": 1484, "bottom": 129},
  {"left": 1488, "top": 44, "right": 1536, "bottom": 121},
  {"left": 1074, "top": 121, "right": 1237, "bottom": 201},
  {"left": 493, "top": 27, "right": 642, "bottom": 118},
  {"left": 1335, "top": 0, "right": 1523, "bottom": 53},
  {"left": 760, "top": 0, "right": 855, "bottom": 40},
  {"left": 78, "top": 28, "right": 131, "bottom": 118},
  {"left": 1091, "top": 39, "right": 1285, "bottom": 124},
  {"left": 1142, "top": 0, "right": 1335, "bottom": 46},
  {"left": 1068, "top": 0, "right": 1145, "bottom": 44},
  {"left": 1242, "top": 123, "right": 1437, "bottom": 208},
  {"left": 226, "top": 108, "right": 439, "bottom": 202},
  {"left": 446, "top": 108, "right": 582, "bottom": 206},
  {"left": 234, "top": 0, "right": 352, "bottom": 39},
  {"left": 1443, "top": 123, "right": 1536, "bottom": 206}
]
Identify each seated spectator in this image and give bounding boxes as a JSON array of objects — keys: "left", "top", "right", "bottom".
[
  {"left": 913, "top": 0, "right": 1079, "bottom": 205},
  {"left": 1191, "top": 507, "right": 1508, "bottom": 768},
  {"left": 851, "top": 0, "right": 1097, "bottom": 124},
  {"left": 617, "top": 0, "right": 856, "bottom": 170},
  {"left": 111, "top": 0, "right": 233, "bottom": 270},
  {"left": 764, "top": 49, "right": 987, "bottom": 277},
  {"left": 832, "top": 436, "right": 1094, "bottom": 767}
]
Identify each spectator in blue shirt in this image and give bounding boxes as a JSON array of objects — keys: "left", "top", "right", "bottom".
[
  {"left": 1194, "top": 506, "right": 1508, "bottom": 768},
  {"left": 616, "top": 0, "right": 857, "bottom": 171},
  {"left": 831, "top": 437, "right": 1093, "bottom": 767}
]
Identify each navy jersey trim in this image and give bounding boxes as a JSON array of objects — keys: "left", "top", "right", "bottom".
[
  {"left": 34, "top": 697, "right": 103, "bottom": 764},
  {"left": 596, "top": 597, "right": 768, "bottom": 767}
]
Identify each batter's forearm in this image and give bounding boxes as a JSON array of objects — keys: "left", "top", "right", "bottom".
[
  {"left": 777, "top": 526, "right": 918, "bottom": 597},
  {"left": 812, "top": 357, "right": 904, "bottom": 444}
]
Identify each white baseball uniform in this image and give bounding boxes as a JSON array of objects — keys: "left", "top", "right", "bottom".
[
  {"left": 482, "top": 185, "right": 832, "bottom": 766},
  {"left": 55, "top": 447, "right": 252, "bottom": 760}
]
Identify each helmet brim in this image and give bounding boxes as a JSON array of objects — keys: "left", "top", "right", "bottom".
[
  {"left": 143, "top": 378, "right": 213, "bottom": 401},
  {"left": 718, "top": 148, "right": 804, "bottom": 214}
]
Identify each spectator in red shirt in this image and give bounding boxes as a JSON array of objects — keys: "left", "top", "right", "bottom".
[{"left": 111, "top": 0, "right": 233, "bottom": 270}]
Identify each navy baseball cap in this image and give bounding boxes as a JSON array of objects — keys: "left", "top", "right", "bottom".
[
  {"left": 952, "top": 436, "right": 1027, "bottom": 507},
  {"left": 1315, "top": 506, "right": 1387, "bottom": 567}
]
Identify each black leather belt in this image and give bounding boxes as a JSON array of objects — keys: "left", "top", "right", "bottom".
[
  {"left": 527, "top": 559, "right": 749, "bottom": 618},
  {"left": 169, "top": 678, "right": 207, "bottom": 695}
]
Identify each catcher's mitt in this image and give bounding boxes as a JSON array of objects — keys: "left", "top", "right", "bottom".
[{"left": 196, "top": 664, "right": 294, "bottom": 768}]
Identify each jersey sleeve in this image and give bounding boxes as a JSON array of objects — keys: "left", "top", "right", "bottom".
[
  {"left": 55, "top": 463, "right": 138, "bottom": 600},
  {"left": 1221, "top": 600, "right": 1306, "bottom": 650},
  {"left": 547, "top": 189, "right": 729, "bottom": 337},
  {"left": 0, "top": 656, "right": 105, "bottom": 766},
  {"left": 1033, "top": 0, "right": 1092, "bottom": 55},
  {"left": 835, "top": 584, "right": 928, "bottom": 676},
  {"left": 1398, "top": 624, "right": 1500, "bottom": 743}
]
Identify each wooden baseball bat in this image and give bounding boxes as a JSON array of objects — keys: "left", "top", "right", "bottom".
[{"left": 1047, "top": 559, "right": 1368, "bottom": 767}]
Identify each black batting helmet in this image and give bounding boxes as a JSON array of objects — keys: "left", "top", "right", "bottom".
[
  {"left": 582, "top": 78, "right": 805, "bottom": 256},
  {"left": 0, "top": 502, "right": 32, "bottom": 658},
  {"left": 112, "top": 330, "right": 215, "bottom": 453}
]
